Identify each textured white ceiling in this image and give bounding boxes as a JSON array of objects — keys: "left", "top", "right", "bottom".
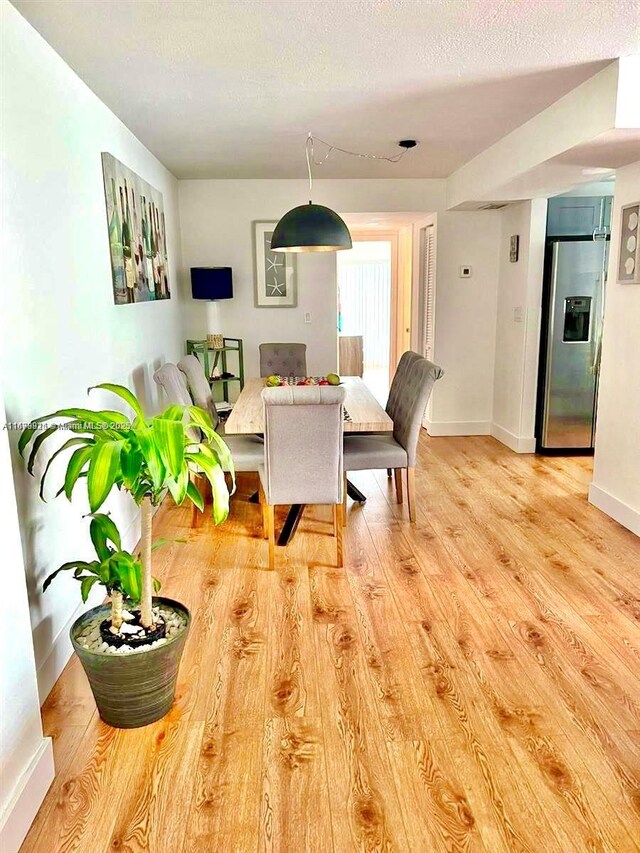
[{"left": 11, "top": 0, "right": 640, "bottom": 179}]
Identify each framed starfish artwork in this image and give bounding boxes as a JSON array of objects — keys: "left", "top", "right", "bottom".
[{"left": 253, "top": 221, "right": 297, "bottom": 307}]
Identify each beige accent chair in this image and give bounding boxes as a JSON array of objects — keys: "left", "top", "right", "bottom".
[
  {"left": 343, "top": 356, "right": 443, "bottom": 522},
  {"left": 259, "top": 343, "right": 307, "bottom": 378},
  {"left": 259, "top": 385, "right": 345, "bottom": 570}
]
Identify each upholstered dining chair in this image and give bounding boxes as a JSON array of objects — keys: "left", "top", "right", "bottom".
[
  {"left": 177, "top": 353, "right": 219, "bottom": 430},
  {"left": 154, "top": 362, "right": 263, "bottom": 525},
  {"left": 259, "top": 385, "right": 345, "bottom": 570},
  {"left": 383, "top": 350, "right": 422, "bottom": 483},
  {"left": 343, "top": 356, "right": 444, "bottom": 522},
  {"left": 259, "top": 342, "right": 307, "bottom": 378}
]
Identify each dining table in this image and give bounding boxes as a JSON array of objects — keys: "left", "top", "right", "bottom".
[{"left": 224, "top": 376, "right": 393, "bottom": 544}]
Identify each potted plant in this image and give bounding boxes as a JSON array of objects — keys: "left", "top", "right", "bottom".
[{"left": 20, "top": 383, "right": 233, "bottom": 728}]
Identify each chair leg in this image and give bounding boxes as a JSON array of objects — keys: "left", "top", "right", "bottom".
[
  {"left": 267, "top": 504, "right": 275, "bottom": 570},
  {"left": 343, "top": 473, "right": 348, "bottom": 527},
  {"left": 407, "top": 467, "right": 416, "bottom": 523},
  {"left": 334, "top": 504, "right": 344, "bottom": 567},
  {"left": 394, "top": 468, "right": 403, "bottom": 504},
  {"left": 259, "top": 482, "right": 268, "bottom": 539}
]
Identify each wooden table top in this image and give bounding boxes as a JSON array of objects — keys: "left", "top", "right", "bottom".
[{"left": 224, "top": 376, "right": 393, "bottom": 435}]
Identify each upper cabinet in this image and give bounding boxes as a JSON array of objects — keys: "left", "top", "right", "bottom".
[{"left": 546, "top": 196, "right": 612, "bottom": 238}]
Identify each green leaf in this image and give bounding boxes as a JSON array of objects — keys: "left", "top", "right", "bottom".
[
  {"left": 43, "top": 560, "right": 94, "bottom": 593},
  {"left": 200, "top": 441, "right": 235, "bottom": 494},
  {"left": 80, "top": 575, "right": 100, "bottom": 603},
  {"left": 35, "top": 437, "right": 92, "bottom": 501},
  {"left": 152, "top": 416, "right": 185, "bottom": 478},
  {"left": 89, "top": 513, "right": 121, "bottom": 561},
  {"left": 151, "top": 537, "right": 171, "bottom": 552},
  {"left": 120, "top": 442, "right": 143, "bottom": 491},
  {"left": 186, "top": 450, "right": 229, "bottom": 524},
  {"left": 186, "top": 478, "right": 204, "bottom": 512},
  {"left": 134, "top": 426, "right": 166, "bottom": 492},
  {"left": 63, "top": 444, "right": 96, "bottom": 501},
  {"left": 166, "top": 465, "right": 189, "bottom": 506},
  {"left": 157, "top": 404, "right": 187, "bottom": 421},
  {"left": 152, "top": 576, "right": 162, "bottom": 593},
  {"left": 87, "top": 440, "right": 123, "bottom": 512},
  {"left": 111, "top": 552, "right": 142, "bottom": 602},
  {"left": 89, "top": 383, "right": 145, "bottom": 422}
]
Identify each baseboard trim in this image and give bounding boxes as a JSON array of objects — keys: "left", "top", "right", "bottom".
[
  {"left": 36, "top": 505, "right": 145, "bottom": 704},
  {"left": 0, "top": 738, "right": 54, "bottom": 853},
  {"left": 423, "top": 420, "right": 491, "bottom": 437},
  {"left": 588, "top": 483, "right": 640, "bottom": 537},
  {"left": 490, "top": 423, "right": 536, "bottom": 454}
]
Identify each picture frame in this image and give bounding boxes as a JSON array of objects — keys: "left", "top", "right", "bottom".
[
  {"left": 252, "top": 221, "right": 297, "bottom": 308},
  {"left": 617, "top": 202, "right": 640, "bottom": 285}
]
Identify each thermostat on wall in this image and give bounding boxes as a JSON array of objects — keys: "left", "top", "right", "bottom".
[{"left": 459, "top": 265, "right": 472, "bottom": 278}]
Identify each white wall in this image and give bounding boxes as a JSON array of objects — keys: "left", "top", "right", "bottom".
[
  {"left": 178, "top": 179, "right": 501, "bottom": 432},
  {"left": 590, "top": 160, "right": 640, "bottom": 535},
  {"left": 491, "top": 200, "right": 547, "bottom": 452},
  {"left": 0, "top": 0, "right": 187, "bottom": 702},
  {"left": 178, "top": 178, "right": 447, "bottom": 380},
  {"left": 0, "top": 384, "right": 54, "bottom": 853},
  {"left": 424, "top": 210, "right": 502, "bottom": 435}
]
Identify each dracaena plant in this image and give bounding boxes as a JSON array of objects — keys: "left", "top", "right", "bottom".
[
  {"left": 20, "top": 383, "right": 233, "bottom": 631},
  {"left": 43, "top": 513, "right": 161, "bottom": 630}
]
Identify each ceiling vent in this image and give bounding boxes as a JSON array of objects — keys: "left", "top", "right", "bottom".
[{"left": 479, "top": 203, "right": 508, "bottom": 210}]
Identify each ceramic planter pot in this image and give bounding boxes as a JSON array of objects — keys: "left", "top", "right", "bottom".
[{"left": 70, "top": 596, "right": 190, "bottom": 729}]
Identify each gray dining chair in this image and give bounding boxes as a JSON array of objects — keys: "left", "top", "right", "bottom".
[
  {"left": 259, "top": 342, "right": 307, "bottom": 378},
  {"left": 154, "top": 362, "right": 263, "bottom": 525},
  {"left": 343, "top": 356, "right": 444, "bottom": 522},
  {"left": 177, "top": 353, "right": 219, "bottom": 430},
  {"left": 259, "top": 385, "right": 345, "bottom": 570},
  {"left": 384, "top": 350, "right": 422, "bottom": 484}
]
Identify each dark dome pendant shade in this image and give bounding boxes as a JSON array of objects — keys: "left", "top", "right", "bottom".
[
  {"left": 270, "top": 201, "right": 353, "bottom": 253},
  {"left": 270, "top": 134, "right": 353, "bottom": 253}
]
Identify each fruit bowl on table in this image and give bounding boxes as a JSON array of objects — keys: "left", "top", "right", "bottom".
[{"left": 265, "top": 374, "right": 342, "bottom": 387}]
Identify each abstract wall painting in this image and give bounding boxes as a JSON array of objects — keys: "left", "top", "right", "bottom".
[
  {"left": 101, "top": 153, "right": 171, "bottom": 304},
  {"left": 252, "top": 221, "right": 297, "bottom": 308}
]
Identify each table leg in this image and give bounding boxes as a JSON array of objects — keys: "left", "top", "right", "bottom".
[
  {"left": 277, "top": 504, "right": 305, "bottom": 545},
  {"left": 346, "top": 479, "right": 367, "bottom": 504}
]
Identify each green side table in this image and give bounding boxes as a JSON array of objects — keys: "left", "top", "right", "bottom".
[{"left": 185, "top": 337, "right": 244, "bottom": 404}]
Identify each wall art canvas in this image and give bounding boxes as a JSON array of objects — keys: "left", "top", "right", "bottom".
[
  {"left": 253, "top": 221, "right": 297, "bottom": 308},
  {"left": 617, "top": 202, "right": 640, "bottom": 285},
  {"left": 101, "top": 152, "right": 171, "bottom": 304}
]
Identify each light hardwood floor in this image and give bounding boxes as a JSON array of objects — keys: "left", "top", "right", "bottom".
[{"left": 20, "top": 436, "right": 640, "bottom": 853}]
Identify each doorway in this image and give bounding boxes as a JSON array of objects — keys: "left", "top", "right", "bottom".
[{"left": 337, "top": 238, "right": 394, "bottom": 403}]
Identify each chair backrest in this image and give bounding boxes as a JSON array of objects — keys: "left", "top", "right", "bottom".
[
  {"left": 153, "top": 363, "right": 199, "bottom": 441},
  {"left": 392, "top": 357, "right": 444, "bottom": 466},
  {"left": 153, "top": 363, "right": 192, "bottom": 407},
  {"left": 386, "top": 351, "right": 421, "bottom": 420},
  {"left": 259, "top": 343, "right": 307, "bottom": 378},
  {"left": 177, "top": 354, "right": 219, "bottom": 429},
  {"left": 261, "top": 385, "right": 345, "bottom": 506}
]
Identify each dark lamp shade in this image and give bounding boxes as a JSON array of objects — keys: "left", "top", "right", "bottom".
[
  {"left": 190, "top": 267, "right": 233, "bottom": 300},
  {"left": 270, "top": 203, "right": 352, "bottom": 253}
]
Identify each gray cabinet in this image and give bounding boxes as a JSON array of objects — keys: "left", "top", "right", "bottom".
[{"left": 546, "top": 196, "right": 612, "bottom": 237}]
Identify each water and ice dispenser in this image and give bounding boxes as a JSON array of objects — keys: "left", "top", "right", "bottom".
[{"left": 562, "top": 296, "right": 592, "bottom": 343}]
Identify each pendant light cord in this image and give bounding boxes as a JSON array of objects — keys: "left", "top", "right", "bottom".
[{"left": 305, "top": 132, "right": 412, "bottom": 202}]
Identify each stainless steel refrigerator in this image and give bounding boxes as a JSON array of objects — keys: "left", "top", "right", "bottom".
[{"left": 537, "top": 236, "right": 609, "bottom": 453}]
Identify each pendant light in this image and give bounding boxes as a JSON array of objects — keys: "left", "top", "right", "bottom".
[{"left": 271, "top": 135, "right": 352, "bottom": 253}]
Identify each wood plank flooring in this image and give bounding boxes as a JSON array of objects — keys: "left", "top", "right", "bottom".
[{"left": 20, "top": 435, "right": 640, "bottom": 853}]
